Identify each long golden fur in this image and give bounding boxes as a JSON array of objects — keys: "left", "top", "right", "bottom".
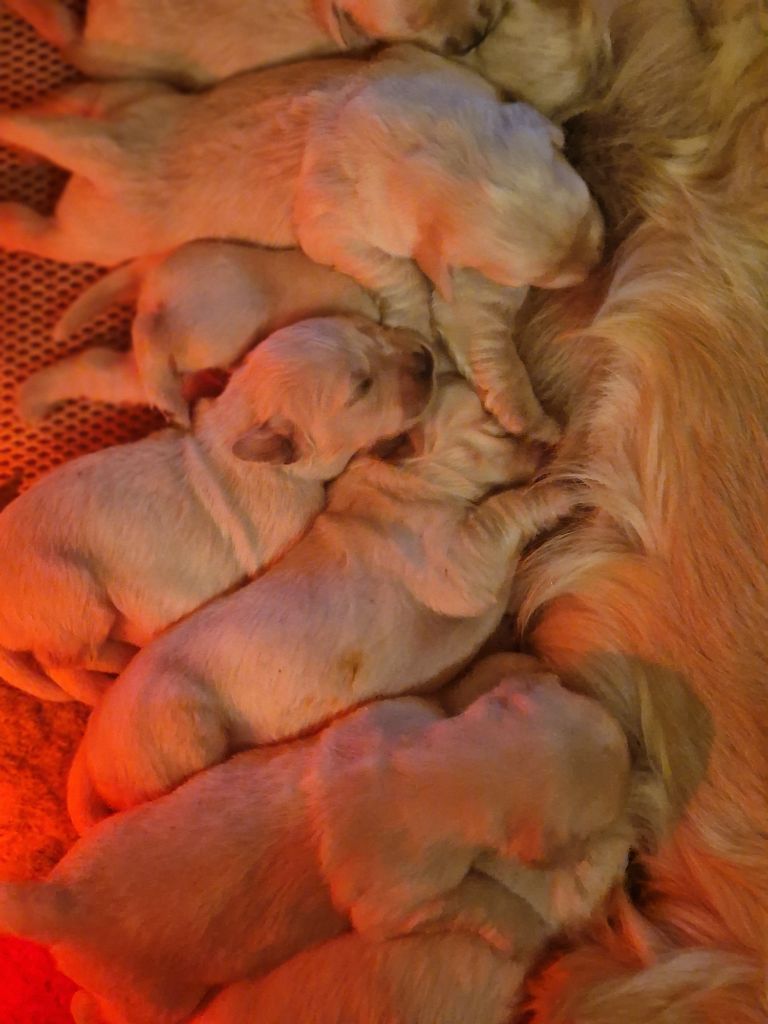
[{"left": 511, "top": 0, "right": 768, "bottom": 1019}]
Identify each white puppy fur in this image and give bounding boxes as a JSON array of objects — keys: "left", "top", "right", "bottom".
[
  {"left": 0, "top": 315, "right": 432, "bottom": 705},
  {"left": 4, "top": 0, "right": 503, "bottom": 86},
  {"left": 0, "top": 655, "right": 630, "bottom": 1024},
  {"left": 18, "top": 242, "right": 378, "bottom": 426},
  {"left": 67, "top": 376, "right": 575, "bottom": 827},
  {"left": 0, "top": 45, "right": 604, "bottom": 440}
]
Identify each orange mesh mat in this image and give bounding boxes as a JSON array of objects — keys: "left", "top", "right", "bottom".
[{"left": 0, "top": 3, "right": 159, "bottom": 1020}]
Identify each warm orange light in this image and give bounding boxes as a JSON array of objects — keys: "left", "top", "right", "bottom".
[{"left": 0, "top": 935, "right": 76, "bottom": 1023}]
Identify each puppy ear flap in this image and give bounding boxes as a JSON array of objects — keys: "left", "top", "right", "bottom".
[
  {"left": 232, "top": 419, "right": 298, "bottom": 464},
  {"left": 413, "top": 223, "right": 453, "bottom": 302},
  {"left": 328, "top": 4, "right": 374, "bottom": 49}
]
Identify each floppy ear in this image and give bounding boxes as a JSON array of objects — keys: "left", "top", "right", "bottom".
[
  {"left": 232, "top": 419, "right": 298, "bottom": 464},
  {"left": 413, "top": 222, "right": 453, "bottom": 302},
  {"left": 328, "top": 4, "right": 374, "bottom": 49}
]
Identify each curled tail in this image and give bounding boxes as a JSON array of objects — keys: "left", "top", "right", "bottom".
[
  {"left": 54, "top": 260, "right": 149, "bottom": 341},
  {"left": 0, "top": 646, "right": 72, "bottom": 703},
  {"left": 0, "top": 880, "right": 71, "bottom": 945},
  {"left": 66, "top": 740, "right": 113, "bottom": 835},
  {"left": 4, "top": 0, "right": 79, "bottom": 51}
]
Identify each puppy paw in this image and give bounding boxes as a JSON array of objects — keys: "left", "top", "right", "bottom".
[
  {"left": 483, "top": 389, "right": 561, "bottom": 445},
  {"left": 16, "top": 373, "right": 57, "bottom": 423}
]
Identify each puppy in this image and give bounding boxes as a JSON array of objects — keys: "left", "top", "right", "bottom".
[
  {"left": 0, "top": 316, "right": 432, "bottom": 704},
  {"left": 0, "top": 45, "right": 604, "bottom": 439},
  {"left": 0, "top": 655, "right": 630, "bottom": 1024},
  {"left": 459, "top": 0, "right": 612, "bottom": 120},
  {"left": 18, "top": 242, "right": 378, "bottom": 426},
  {"left": 4, "top": 0, "right": 503, "bottom": 86},
  {"left": 68, "top": 375, "right": 574, "bottom": 826}
]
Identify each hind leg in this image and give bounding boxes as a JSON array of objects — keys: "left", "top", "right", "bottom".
[
  {"left": 4, "top": 0, "right": 78, "bottom": 50},
  {"left": 0, "top": 202, "right": 94, "bottom": 263},
  {"left": 18, "top": 349, "right": 147, "bottom": 422}
]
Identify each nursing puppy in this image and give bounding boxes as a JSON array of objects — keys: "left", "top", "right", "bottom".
[
  {"left": 68, "top": 376, "right": 573, "bottom": 825},
  {"left": 18, "top": 243, "right": 378, "bottom": 426},
  {"left": 0, "top": 316, "right": 432, "bottom": 704},
  {"left": 0, "top": 656, "right": 630, "bottom": 1024},
  {"left": 0, "top": 45, "right": 603, "bottom": 439},
  {"left": 5, "top": 0, "right": 502, "bottom": 86}
]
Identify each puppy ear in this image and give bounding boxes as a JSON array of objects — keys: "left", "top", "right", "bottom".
[
  {"left": 232, "top": 419, "right": 298, "bottom": 464},
  {"left": 413, "top": 223, "right": 453, "bottom": 302},
  {"left": 328, "top": 4, "right": 374, "bottom": 49}
]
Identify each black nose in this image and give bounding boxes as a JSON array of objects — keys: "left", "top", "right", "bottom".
[{"left": 413, "top": 347, "right": 434, "bottom": 380}]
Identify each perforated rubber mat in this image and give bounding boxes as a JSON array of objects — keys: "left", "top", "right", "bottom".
[{"left": 0, "top": 0, "right": 162, "bottom": 499}]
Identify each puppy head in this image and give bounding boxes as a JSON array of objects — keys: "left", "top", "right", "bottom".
[
  {"left": 226, "top": 316, "right": 435, "bottom": 480},
  {"left": 461, "top": 0, "right": 612, "bottom": 119},
  {"left": 403, "top": 375, "right": 543, "bottom": 495},
  {"left": 426, "top": 101, "right": 605, "bottom": 294},
  {"left": 332, "top": 0, "right": 504, "bottom": 52}
]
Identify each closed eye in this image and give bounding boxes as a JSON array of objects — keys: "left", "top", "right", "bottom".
[{"left": 348, "top": 376, "right": 374, "bottom": 404}]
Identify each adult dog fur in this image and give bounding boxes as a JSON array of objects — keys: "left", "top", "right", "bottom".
[
  {"left": 0, "top": 656, "right": 630, "bottom": 1024},
  {"left": 0, "top": 45, "right": 603, "bottom": 439},
  {"left": 0, "top": 316, "right": 432, "bottom": 705},
  {"left": 18, "top": 242, "right": 378, "bottom": 426},
  {"left": 4, "top": 0, "right": 502, "bottom": 86},
  {"left": 497, "top": 1, "right": 768, "bottom": 1019},
  {"left": 67, "top": 377, "right": 572, "bottom": 827}
]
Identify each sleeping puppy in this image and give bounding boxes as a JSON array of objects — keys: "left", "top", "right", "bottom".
[
  {"left": 4, "top": 0, "right": 503, "bottom": 86},
  {"left": 0, "top": 655, "right": 630, "bottom": 1024},
  {"left": 0, "top": 316, "right": 432, "bottom": 704},
  {"left": 0, "top": 45, "right": 603, "bottom": 440},
  {"left": 67, "top": 375, "right": 575, "bottom": 827},
  {"left": 18, "top": 242, "right": 378, "bottom": 426},
  {"left": 459, "top": 0, "right": 612, "bottom": 120}
]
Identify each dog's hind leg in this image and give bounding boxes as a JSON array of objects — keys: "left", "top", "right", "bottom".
[
  {"left": 4, "top": 0, "right": 79, "bottom": 51},
  {"left": 0, "top": 111, "right": 119, "bottom": 177},
  {"left": 0, "top": 202, "right": 90, "bottom": 262},
  {"left": 18, "top": 349, "right": 148, "bottom": 422}
]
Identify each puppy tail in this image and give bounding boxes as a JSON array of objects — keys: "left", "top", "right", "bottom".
[
  {"left": 0, "top": 881, "right": 72, "bottom": 944},
  {"left": 66, "top": 740, "right": 113, "bottom": 835},
  {"left": 3, "top": 0, "right": 79, "bottom": 51},
  {"left": 0, "top": 646, "right": 72, "bottom": 703},
  {"left": 54, "top": 260, "right": 148, "bottom": 342}
]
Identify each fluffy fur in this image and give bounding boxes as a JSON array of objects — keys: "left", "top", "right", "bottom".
[
  {"left": 0, "top": 316, "right": 431, "bottom": 704},
  {"left": 0, "top": 655, "right": 630, "bottom": 1024},
  {"left": 0, "top": 44, "right": 603, "bottom": 440},
  {"left": 18, "top": 242, "right": 378, "bottom": 425},
  {"left": 3, "top": 0, "right": 502, "bottom": 86},
  {"left": 66, "top": 376, "right": 574, "bottom": 827},
  {"left": 499, "top": 1, "right": 768, "bottom": 1019}
]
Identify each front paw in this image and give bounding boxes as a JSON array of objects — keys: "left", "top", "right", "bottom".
[
  {"left": 483, "top": 388, "right": 562, "bottom": 446},
  {"left": 16, "top": 371, "right": 57, "bottom": 423}
]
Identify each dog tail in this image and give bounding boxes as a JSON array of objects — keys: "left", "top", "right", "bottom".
[
  {"left": 0, "top": 881, "right": 73, "bottom": 944},
  {"left": 54, "top": 260, "right": 148, "bottom": 342},
  {"left": 0, "top": 646, "right": 72, "bottom": 703},
  {"left": 3, "top": 0, "right": 79, "bottom": 51},
  {"left": 66, "top": 739, "right": 113, "bottom": 835}
]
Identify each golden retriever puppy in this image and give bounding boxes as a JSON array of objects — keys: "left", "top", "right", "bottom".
[
  {"left": 0, "top": 655, "right": 630, "bottom": 1024},
  {"left": 0, "top": 316, "right": 432, "bottom": 705},
  {"left": 4, "top": 0, "right": 502, "bottom": 86},
  {"left": 460, "top": 0, "right": 612, "bottom": 119},
  {"left": 0, "top": 45, "right": 603, "bottom": 439},
  {"left": 18, "top": 242, "right": 378, "bottom": 426},
  {"left": 67, "top": 376, "right": 574, "bottom": 827}
]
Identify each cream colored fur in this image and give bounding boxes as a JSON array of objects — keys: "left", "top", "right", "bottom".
[
  {"left": 0, "top": 316, "right": 430, "bottom": 705},
  {"left": 494, "top": 1, "right": 768, "bottom": 1019},
  {"left": 0, "top": 45, "right": 603, "bottom": 440},
  {"left": 3, "top": 0, "right": 502, "bottom": 86},
  {"left": 0, "top": 655, "right": 630, "bottom": 1024},
  {"left": 66, "top": 377, "right": 574, "bottom": 828},
  {"left": 18, "top": 243, "right": 378, "bottom": 426}
]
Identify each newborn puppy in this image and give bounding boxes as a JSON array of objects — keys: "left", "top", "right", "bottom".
[
  {"left": 68, "top": 375, "right": 574, "bottom": 826},
  {"left": 0, "top": 656, "right": 630, "bottom": 1024},
  {"left": 0, "top": 316, "right": 431, "bottom": 704},
  {"left": 18, "top": 243, "right": 378, "bottom": 426},
  {"left": 459, "top": 0, "right": 611, "bottom": 120},
  {"left": 5, "top": 0, "right": 502, "bottom": 86},
  {"left": 0, "top": 45, "right": 603, "bottom": 439}
]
